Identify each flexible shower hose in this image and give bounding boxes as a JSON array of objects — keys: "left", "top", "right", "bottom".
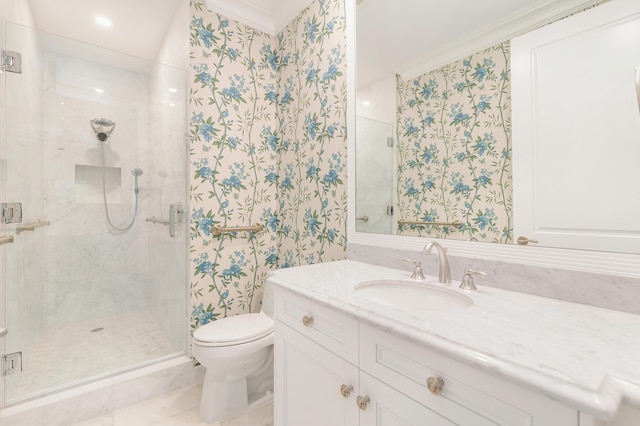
[{"left": 100, "top": 142, "right": 138, "bottom": 231}]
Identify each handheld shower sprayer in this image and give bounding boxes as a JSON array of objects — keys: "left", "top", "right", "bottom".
[
  {"left": 90, "top": 118, "right": 116, "bottom": 142},
  {"left": 90, "top": 117, "right": 142, "bottom": 231},
  {"left": 132, "top": 168, "right": 144, "bottom": 194}
]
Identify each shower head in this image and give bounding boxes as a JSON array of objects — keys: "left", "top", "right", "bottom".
[
  {"left": 132, "top": 168, "right": 144, "bottom": 177},
  {"left": 90, "top": 118, "right": 116, "bottom": 142}
]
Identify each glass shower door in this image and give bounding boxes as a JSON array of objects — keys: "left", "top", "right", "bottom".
[
  {"left": 1, "top": 22, "right": 188, "bottom": 404},
  {"left": 355, "top": 116, "right": 395, "bottom": 234}
]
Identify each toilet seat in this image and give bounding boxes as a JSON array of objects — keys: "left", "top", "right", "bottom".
[{"left": 193, "top": 312, "right": 274, "bottom": 347}]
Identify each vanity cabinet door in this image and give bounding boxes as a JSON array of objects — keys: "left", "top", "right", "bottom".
[
  {"left": 274, "top": 320, "right": 359, "bottom": 426},
  {"left": 360, "top": 324, "right": 578, "bottom": 426},
  {"left": 359, "top": 371, "right": 457, "bottom": 426}
]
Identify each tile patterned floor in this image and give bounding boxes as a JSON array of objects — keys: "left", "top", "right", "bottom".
[
  {"left": 5, "top": 310, "right": 177, "bottom": 401},
  {"left": 70, "top": 384, "right": 274, "bottom": 426}
]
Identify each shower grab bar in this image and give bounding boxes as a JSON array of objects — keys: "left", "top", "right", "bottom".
[
  {"left": 146, "top": 217, "right": 171, "bottom": 225},
  {"left": 15, "top": 219, "right": 50, "bottom": 235},
  {"left": 0, "top": 235, "right": 14, "bottom": 246},
  {"left": 398, "top": 219, "right": 462, "bottom": 228},
  {"left": 212, "top": 223, "right": 264, "bottom": 236}
]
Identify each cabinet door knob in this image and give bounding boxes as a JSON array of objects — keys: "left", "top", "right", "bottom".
[
  {"left": 356, "top": 395, "right": 370, "bottom": 410},
  {"left": 340, "top": 384, "right": 353, "bottom": 398},
  {"left": 302, "top": 315, "right": 313, "bottom": 326},
  {"left": 427, "top": 376, "right": 445, "bottom": 395}
]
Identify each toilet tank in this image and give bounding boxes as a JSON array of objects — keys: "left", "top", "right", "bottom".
[{"left": 260, "top": 279, "right": 275, "bottom": 319}]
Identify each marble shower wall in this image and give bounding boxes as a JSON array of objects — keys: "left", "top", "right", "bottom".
[
  {"left": 38, "top": 51, "right": 152, "bottom": 326},
  {"left": 189, "top": 0, "right": 347, "bottom": 330},
  {"left": 396, "top": 42, "right": 513, "bottom": 243}
]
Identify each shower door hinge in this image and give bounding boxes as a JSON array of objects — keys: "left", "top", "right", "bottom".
[
  {"left": 2, "top": 352, "right": 22, "bottom": 376},
  {"left": 1, "top": 49, "right": 22, "bottom": 74},
  {"left": 1, "top": 202, "right": 23, "bottom": 224},
  {"left": 386, "top": 206, "right": 394, "bottom": 216},
  {"left": 387, "top": 137, "right": 394, "bottom": 147}
]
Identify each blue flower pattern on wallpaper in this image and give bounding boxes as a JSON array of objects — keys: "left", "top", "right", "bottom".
[
  {"left": 189, "top": 0, "right": 346, "bottom": 332},
  {"left": 396, "top": 42, "right": 512, "bottom": 243}
]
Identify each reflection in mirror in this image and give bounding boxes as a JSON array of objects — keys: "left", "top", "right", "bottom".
[
  {"left": 356, "top": 37, "right": 513, "bottom": 243},
  {"left": 394, "top": 45, "right": 512, "bottom": 244},
  {"left": 355, "top": 116, "right": 394, "bottom": 234},
  {"left": 354, "top": 0, "right": 640, "bottom": 253}
]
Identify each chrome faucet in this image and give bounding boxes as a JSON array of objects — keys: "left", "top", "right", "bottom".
[{"left": 422, "top": 241, "right": 451, "bottom": 284}]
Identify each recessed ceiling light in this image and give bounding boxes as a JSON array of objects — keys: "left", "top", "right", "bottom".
[
  {"left": 95, "top": 88, "right": 104, "bottom": 93},
  {"left": 362, "top": 101, "right": 371, "bottom": 106},
  {"left": 168, "top": 88, "right": 178, "bottom": 93},
  {"left": 95, "top": 16, "right": 112, "bottom": 27}
]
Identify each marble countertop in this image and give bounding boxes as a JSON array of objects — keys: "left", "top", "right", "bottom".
[{"left": 267, "top": 259, "right": 640, "bottom": 420}]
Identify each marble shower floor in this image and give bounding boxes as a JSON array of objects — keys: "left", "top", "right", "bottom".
[
  {"left": 70, "top": 384, "right": 274, "bottom": 426},
  {"left": 5, "top": 309, "right": 177, "bottom": 401}
]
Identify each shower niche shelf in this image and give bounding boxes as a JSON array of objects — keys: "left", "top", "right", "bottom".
[{"left": 75, "top": 164, "right": 121, "bottom": 204}]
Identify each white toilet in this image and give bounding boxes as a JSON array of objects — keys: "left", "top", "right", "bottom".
[{"left": 191, "top": 283, "right": 274, "bottom": 423}]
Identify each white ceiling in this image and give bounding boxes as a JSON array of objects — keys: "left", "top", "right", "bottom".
[
  {"left": 26, "top": 0, "right": 183, "bottom": 62},
  {"left": 21, "top": 0, "right": 599, "bottom": 84},
  {"left": 356, "top": 0, "right": 603, "bottom": 89}
]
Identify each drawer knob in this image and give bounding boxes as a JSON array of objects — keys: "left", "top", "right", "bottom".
[
  {"left": 340, "top": 384, "right": 353, "bottom": 398},
  {"left": 427, "top": 376, "right": 445, "bottom": 395},
  {"left": 302, "top": 315, "right": 314, "bottom": 326},
  {"left": 356, "top": 395, "right": 370, "bottom": 410}
]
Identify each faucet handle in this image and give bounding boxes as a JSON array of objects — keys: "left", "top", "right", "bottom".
[
  {"left": 459, "top": 268, "right": 487, "bottom": 291},
  {"left": 403, "top": 259, "right": 426, "bottom": 280}
]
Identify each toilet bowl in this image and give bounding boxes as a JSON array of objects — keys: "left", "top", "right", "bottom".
[{"left": 191, "top": 284, "right": 274, "bottom": 423}]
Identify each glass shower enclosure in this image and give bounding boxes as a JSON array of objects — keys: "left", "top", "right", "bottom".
[{"left": 1, "top": 22, "right": 188, "bottom": 404}]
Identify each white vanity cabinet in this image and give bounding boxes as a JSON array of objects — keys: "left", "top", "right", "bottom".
[
  {"left": 274, "top": 287, "right": 579, "bottom": 425},
  {"left": 274, "top": 287, "right": 360, "bottom": 425}
]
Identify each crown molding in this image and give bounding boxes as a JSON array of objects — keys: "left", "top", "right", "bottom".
[
  {"left": 206, "top": 0, "right": 314, "bottom": 35},
  {"left": 399, "top": 0, "right": 604, "bottom": 80}
]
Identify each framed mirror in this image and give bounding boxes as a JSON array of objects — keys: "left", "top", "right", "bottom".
[{"left": 346, "top": 0, "right": 640, "bottom": 276}]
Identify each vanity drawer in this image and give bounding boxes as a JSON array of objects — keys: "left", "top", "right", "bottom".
[
  {"left": 275, "top": 287, "right": 358, "bottom": 364},
  {"left": 359, "top": 324, "right": 578, "bottom": 426}
]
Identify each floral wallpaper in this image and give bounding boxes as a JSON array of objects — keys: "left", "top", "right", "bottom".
[
  {"left": 276, "top": 0, "right": 348, "bottom": 266},
  {"left": 396, "top": 42, "right": 512, "bottom": 243},
  {"left": 189, "top": 0, "right": 347, "bottom": 331}
]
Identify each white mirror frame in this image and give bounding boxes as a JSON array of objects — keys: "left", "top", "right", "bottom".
[{"left": 345, "top": 0, "right": 640, "bottom": 278}]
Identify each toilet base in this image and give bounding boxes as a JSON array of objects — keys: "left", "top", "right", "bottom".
[
  {"left": 199, "top": 375, "right": 248, "bottom": 424},
  {"left": 198, "top": 376, "right": 274, "bottom": 424}
]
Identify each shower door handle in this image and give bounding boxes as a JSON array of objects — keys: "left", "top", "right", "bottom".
[{"left": 169, "top": 202, "right": 184, "bottom": 238}]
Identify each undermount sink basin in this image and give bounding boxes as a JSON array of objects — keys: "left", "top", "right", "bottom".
[{"left": 354, "top": 279, "right": 474, "bottom": 312}]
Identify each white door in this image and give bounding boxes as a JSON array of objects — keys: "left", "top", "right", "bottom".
[
  {"left": 274, "top": 321, "right": 359, "bottom": 426},
  {"left": 512, "top": 0, "right": 640, "bottom": 253}
]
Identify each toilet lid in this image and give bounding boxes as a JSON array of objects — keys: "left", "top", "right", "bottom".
[{"left": 193, "top": 313, "right": 274, "bottom": 346}]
